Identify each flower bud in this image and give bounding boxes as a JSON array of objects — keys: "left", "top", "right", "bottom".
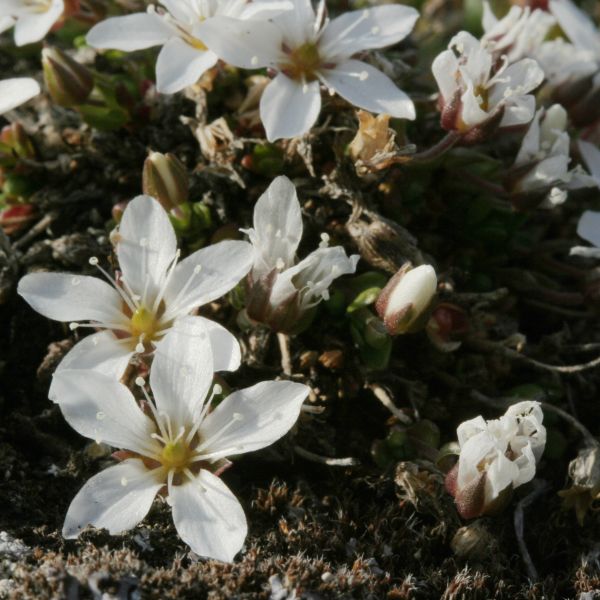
[
  {"left": 375, "top": 263, "right": 437, "bottom": 335},
  {"left": 142, "top": 152, "right": 189, "bottom": 213},
  {"left": 426, "top": 302, "right": 469, "bottom": 352},
  {"left": 450, "top": 521, "right": 494, "bottom": 559},
  {"left": 0, "top": 123, "right": 35, "bottom": 168},
  {"left": 558, "top": 446, "right": 600, "bottom": 525},
  {"left": 42, "top": 47, "right": 93, "bottom": 108}
]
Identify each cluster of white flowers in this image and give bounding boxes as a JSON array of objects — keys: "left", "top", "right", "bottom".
[{"left": 447, "top": 401, "right": 547, "bottom": 519}]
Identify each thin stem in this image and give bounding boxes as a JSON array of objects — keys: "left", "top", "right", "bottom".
[
  {"left": 277, "top": 332, "right": 293, "bottom": 376},
  {"left": 410, "top": 131, "right": 463, "bottom": 163},
  {"left": 294, "top": 445, "right": 359, "bottom": 467}
]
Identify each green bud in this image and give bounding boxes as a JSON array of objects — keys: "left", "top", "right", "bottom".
[
  {"left": 42, "top": 47, "right": 93, "bottom": 107},
  {"left": 143, "top": 152, "right": 189, "bottom": 212}
]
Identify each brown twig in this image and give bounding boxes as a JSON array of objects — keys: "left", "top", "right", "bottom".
[
  {"left": 276, "top": 332, "right": 293, "bottom": 376},
  {"left": 365, "top": 382, "right": 412, "bottom": 424},
  {"left": 411, "top": 131, "right": 462, "bottom": 162}
]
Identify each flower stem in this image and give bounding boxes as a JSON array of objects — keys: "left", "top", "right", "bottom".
[
  {"left": 410, "top": 131, "right": 463, "bottom": 163},
  {"left": 277, "top": 332, "right": 293, "bottom": 376}
]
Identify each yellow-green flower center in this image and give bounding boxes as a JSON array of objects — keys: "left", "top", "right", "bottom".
[
  {"left": 282, "top": 42, "right": 322, "bottom": 81},
  {"left": 130, "top": 305, "right": 160, "bottom": 339},
  {"left": 160, "top": 440, "right": 191, "bottom": 470}
]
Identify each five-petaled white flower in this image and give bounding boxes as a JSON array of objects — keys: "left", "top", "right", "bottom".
[
  {"left": 51, "top": 319, "right": 310, "bottom": 562},
  {"left": 18, "top": 194, "right": 253, "bottom": 394},
  {"left": 243, "top": 175, "right": 358, "bottom": 332},
  {"left": 432, "top": 31, "right": 544, "bottom": 135},
  {"left": 86, "top": 0, "right": 291, "bottom": 95},
  {"left": 0, "top": 0, "right": 64, "bottom": 46},
  {"left": 0, "top": 77, "right": 40, "bottom": 114},
  {"left": 197, "top": 0, "right": 419, "bottom": 141},
  {"left": 446, "top": 401, "right": 546, "bottom": 519},
  {"left": 511, "top": 104, "right": 595, "bottom": 206}
]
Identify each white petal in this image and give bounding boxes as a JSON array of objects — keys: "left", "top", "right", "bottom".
[
  {"left": 0, "top": 78, "right": 40, "bottom": 114},
  {"left": 247, "top": 175, "right": 302, "bottom": 279},
  {"left": 259, "top": 74, "right": 321, "bottom": 141},
  {"left": 170, "top": 470, "right": 247, "bottom": 562},
  {"left": 577, "top": 210, "right": 600, "bottom": 248},
  {"left": 489, "top": 59, "right": 544, "bottom": 105},
  {"left": 0, "top": 16, "right": 15, "bottom": 35},
  {"left": 199, "top": 380, "right": 309, "bottom": 456},
  {"left": 549, "top": 0, "right": 600, "bottom": 54},
  {"left": 13, "top": 0, "right": 63, "bottom": 46},
  {"left": 116, "top": 195, "right": 177, "bottom": 305},
  {"left": 319, "top": 60, "right": 415, "bottom": 120},
  {"left": 48, "top": 332, "right": 134, "bottom": 402},
  {"left": 197, "top": 15, "right": 282, "bottom": 69},
  {"left": 319, "top": 5, "right": 418, "bottom": 60},
  {"left": 196, "top": 316, "right": 241, "bottom": 372},
  {"left": 86, "top": 12, "right": 171, "bottom": 51},
  {"left": 63, "top": 460, "right": 162, "bottom": 538},
  {"left": 485, "top": 451, "right": 519, "bottom": 502},
  {"left": 457, "top": 416, "right": 488, "bottom": 448},
  {"left": 515, "top": 108, "right": 542, "bottom": 165},
  {"left": 163, "top": 240, "right": 253, "bottom": 318},
  {"left": 273, "top": 0, "right": 316, "bottom": 47},
  {"left": 500, "top": 95, "right": 536, "bottom": 128},
  {"left": 150, "top": 317, "right": 214, "bottom": 431},
  {"left": 384, "top": 264, "right": 437, "bottom": 322},
  {"left": 155, "top": 37, "right": 218, "bottom": 94},
  {"left": 461, "top": 82, "right": 490, "bottom": 128},
  {"left": 431, "top": 50, "right": 459, "bottom": 103},
  {"left": 570, "top": 246, "right": 600, "bottom": 259},
  {"left": 280, "top": 246, "right": 359, "bottom": 308},
  {"left": 18, "top": 272, "right": 125, "bottom": 325},
  {"left": 50, "top": 369, "right": 157, "bottom": 454},
  {"left": 578, "top": 140, "right": 600, "bottom": 185}
]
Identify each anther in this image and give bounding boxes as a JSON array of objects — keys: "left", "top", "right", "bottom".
[
  {"left": 135, "top": 376, "right": 145, "bottom": 387},
  {"left": 89, "top": 256, "right": 99, "bottom": 266}
]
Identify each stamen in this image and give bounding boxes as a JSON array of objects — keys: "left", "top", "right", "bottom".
[
  {"left": 88, "top": 256, "right": 137, "bottom": 313},
  {"left": 193, "top": 412, "right": 243, "bottom": 454},
  {"left": 185, "top": 383, "right": 223, "bottom": 445},
  {"left": 151, "top": 249, "right": 181, "bottom": 315},
  {"left": 192, "top": 445, "right": 245, "bottom": 463},
  {"left": 161, "top": 264, "right": 202, "bottom": 321},
  {"left": 136, "top": 376, "right": 170, "bottom": 441}
]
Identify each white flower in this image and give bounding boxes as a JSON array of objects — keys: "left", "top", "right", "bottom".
[
  {"left": 432, "top": 31, "right": 544, "bottom": 133},
  {"left": 533, "top": 39, "right": 597, "bottom": 89},
  {"left": 86, "top": 0, "right": 291, "bottom": 94},
  {"left": 197, "top": 0, "right": 419, "bottom": 141},
  {"left": 481, "top": 1, "right": 555, "bottom": 64},
  {"left": 0, "top": 0, "right": 64, "bottom": 46},
  {"left": 243, "top": 176, "right": 359, "bottom": 332},
  {"left": 447, "top": 401, "right": 546, "bottom": 519},
  {"left": 18, "top": 195, "right": 253, "bottom": 393},
  {"left": 375, "top": 263, "right": 437, "bottom": 335},
  {"left": 0, "top": 77, "right": 40, "bottom": 114},
  {"left": 512, "top": 104, "right": 596, "bottom": 205},
  {"left": 52, "top": 319, "right": 310, "bottom": 562},
  {"left": 571, "top": 208, "right": 600, "bottom": 259}
]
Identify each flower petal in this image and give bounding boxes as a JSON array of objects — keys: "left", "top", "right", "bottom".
[
  {"left": 197, "top": 15, "right": 282, "bottom": 69},
  {"left": 319, "top": 60, "right": 415, "bottom": 120},
  {"left": 246, "top": 175, "right": 302, "bottom": 279},
  {"left": 578, "top": 140, "right": 600, "bottom": 186},
  {"left": 50, "top": 369, "right": 157, "bottom": 455},
  {"left": 260, "top": 74, "right": 321, "bottom": 141},
  {"left": 48, "top": 331, "right": 134, "bottom": 402},
  {"left": 196, "top": 316, "right": 241, "bottom": 373},
  {"left": 116, "top": 195, "right": 177, "bottom": 305},
  {"left": 488, "top": 59, "right": 544, "bottom": 105},
  {"left": 319, "top": 5, "right": 419, "bottom": 60},
  {"left": 549, "top": 0, "right": 600, "bottom": 54},
  {"left": 150, "top": 317, "right": 214, "bottom": 431},
  {"left": 63, "top": 459, "right": 162, "bottom": 538},
  {"left": 163, "top": 240, "right": 253, "bottom": 318},
  {"left": 170, "top": 470, "right": 247, "bottom": 562},
  {"left": 577, "top": 210, "right": 600, "bottom": 248},
  {"left": 155, "top": 37, "right": 218, "bottom": 94},
  {"left": 0, "top": 77, "right": 40, "bottom": 114},
  {"left": 0, "top": 17, "right": 15, "bottom": 35},
  {"left": 13, "top": 0, "right": 63, "bottom": 46},
  {"left": 86, "top": 12, "right": 171, "bottom": 51},
  {"left": 431, "top": 50, "right": 459, "bottom": 103},
  {"left": 199, "top": 380, "right": 309, "bottom": 457},
  {"left": 500, "top": 95, "right": 536, "bottom": 128},
  {"left": 18, "top": 272, "right": 125, "bottom": 325}
]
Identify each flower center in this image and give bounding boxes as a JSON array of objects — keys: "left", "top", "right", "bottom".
[
  {"left": 130, "top": 305, "right": 160, "bottom": 339},
  {"left": 473, "top": 84, "right": 490, "bottom": 112},
  {"left": 160, "top": 439, "right": 192, "bottom": 470},
  {"left": 281, "top": 42, "right": 322, "bottom": 81}
]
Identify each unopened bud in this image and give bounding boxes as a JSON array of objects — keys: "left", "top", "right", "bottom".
[
  {"left": 0, "top": 123, "right": 35, "bottom": 167},
  {"left": 142, "top": 152, "right": 189, "bottom": 212},
  {"left": 451, "top": 521, "right": 494, "bottom": 559},
  {"left": 42, "top": 47, "right": 93, "bottom": 108},
  {"left": 426, "top": 302, "right": 469, "bottom": 352},
  {"left": 375, "top": 263, "right": 437, "bottom": 335}
]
